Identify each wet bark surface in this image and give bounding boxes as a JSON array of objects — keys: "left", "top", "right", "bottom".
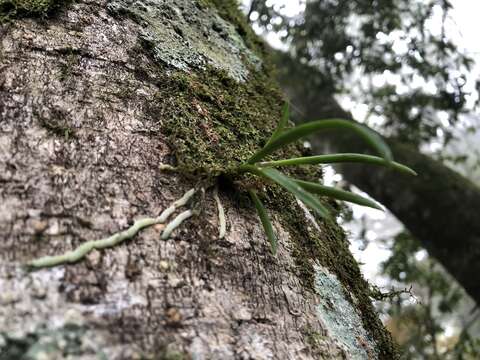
[{"left": 0, "top": 2, "right": 392, "bottom": 359}]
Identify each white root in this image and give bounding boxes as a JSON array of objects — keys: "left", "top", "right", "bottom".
[
  {"left": 28, "top": 188, "right": 196, "bottom": 269},
  {"left": 213, "top": 187, "right": 226, "bottom": 239}
]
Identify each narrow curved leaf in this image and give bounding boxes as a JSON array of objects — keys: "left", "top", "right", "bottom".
[
  {"left": 248, "top": 119, "right": 392, "bottom": 164},
  {"left": 243, "top": 165, "right": 331, "bottom": 219},
  {"left": 266, "top": 101, "right": 290, "bottom": 146},
  {"left": 294, "top": 179, "right": 384, "bottom": 210},
  {"left": 249, "top": 190, "right": 278, "bottom": 255},
  {"left": 259, "top": 153, "right": 417, "bottom": 176}
]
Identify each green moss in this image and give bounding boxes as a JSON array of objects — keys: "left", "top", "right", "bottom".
[
  {"left": 57, "top": 49, "right": 79, "bottom": 81},
  {"left": 37, "top": 110, "right": 76, "bottom": 140},
  {"left": 140, "top": 348, "right": 189, "bottom": 360},
  {"left": 147, "top": 66, "right": 283, "bottom": 174},
  {"left": 0, "top": 0, "right": 66, "bottom": 21}
]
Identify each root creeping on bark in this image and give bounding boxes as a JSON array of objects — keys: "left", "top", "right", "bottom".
[
  {"left": 160, "top": 210, "right": 194, "bottom": 240},
  {"left": 27, "top": 189, "right": 196, "bottom": 269}
]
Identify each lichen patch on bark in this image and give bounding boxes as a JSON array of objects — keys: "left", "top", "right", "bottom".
[
  {"left": 108, "top": 0, "right": 261, "bottom": 82},
  {"left": 314, "top": 265, "right": 378, "bottom": 359}
]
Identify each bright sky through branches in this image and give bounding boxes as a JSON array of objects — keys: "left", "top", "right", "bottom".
[{"left": 242, "top": 0, "right": 480, "bottom": 285}]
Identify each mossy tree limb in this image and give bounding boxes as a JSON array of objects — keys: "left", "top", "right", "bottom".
[{"left": 0, "top": 1, "right": 397, "bottom": 358}]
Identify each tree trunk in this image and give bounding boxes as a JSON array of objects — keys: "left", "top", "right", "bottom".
[
  {"left": 0, "top": 1, "right": 395, "bottom": 359},
  {"left": 275, "top": 51, "right": 480, "bottom": 306}
]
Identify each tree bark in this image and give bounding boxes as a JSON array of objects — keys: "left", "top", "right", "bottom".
[
  {"left": 275, "top": 51, "right": 480, "bottom": 306},
  {"left": 0, "top": 1, "right": 396, "bottom": 359}
]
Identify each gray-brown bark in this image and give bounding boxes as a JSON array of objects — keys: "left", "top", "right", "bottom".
[
  {"left": 275, "top": 52, "right": 480, "bottom": 306},
  {"left": 0, "top": 1, "right": 395, "bottom": 359}
]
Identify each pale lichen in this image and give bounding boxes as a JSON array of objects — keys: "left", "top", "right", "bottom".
[
  {"left": 314, "top": 265, "right": 378, "bottom": 359},
  {"left": 107, "top": 0, "right": 261, "bottom": 82}
]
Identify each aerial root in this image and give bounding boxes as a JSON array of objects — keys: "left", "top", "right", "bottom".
[
  {"left": 28, "top": 188, "right": 196, "bottom": 269},
  {"left": 213, "top": 186, "right": 226, "bottom": 239},
  {"left": 158, "top": 163, "right": 177, "bottom": 171},
  {"left": 161, "top": 210, "right": 194, "bottom": 240}
]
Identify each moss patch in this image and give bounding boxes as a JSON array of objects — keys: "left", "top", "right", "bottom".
[
  {"left": 147, "top": 66, "right": 284, "bottom": 174},
  {"left": 37, "top": 112, "right": 76, "bottom": 140},
  {"left": 0, "top": 0, "right": 66, "bottom": 21}
]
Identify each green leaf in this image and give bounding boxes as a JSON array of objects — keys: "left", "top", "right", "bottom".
[
  {"left": 294, "top": 179, "right": 384, "bottom": 210},
  {"left": 248, "top": 119, "right": 392, "bottom": 164},
  {"left": 249, "top": 190, "right": 278, "bottom": 255},
  {"left": 265, "top": 101, "right": 290, "bottom": 146},
  {"left": 243, "top": 165, "right": 331, "bottom": 219},
  {"left": 258, "top": 153, "right": 417, "bottom": 176}
]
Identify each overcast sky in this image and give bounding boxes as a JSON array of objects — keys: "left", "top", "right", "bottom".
[
  {"left": 450, "top": 1, "right": 480, "bottom": 55},
  {"left": 244, "top": 0, "right": 480, "bottom": 60}
]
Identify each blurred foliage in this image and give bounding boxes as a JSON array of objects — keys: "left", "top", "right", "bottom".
[
  {"left": 378, "top": 231, "right": 480, "bottom": 359},
  {"left": 245, "top": 1, "right": 480, "bottom": 357},
  {"left": 247, "top": 0, "right": 477, "bottom": 146}
]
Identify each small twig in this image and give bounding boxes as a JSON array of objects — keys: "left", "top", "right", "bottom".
[
  {"left": 28, "top": 188, "right": 196, "bottom": 269},
  {"left": 213, "top": 186, "right": 226, "bottom": 239}
]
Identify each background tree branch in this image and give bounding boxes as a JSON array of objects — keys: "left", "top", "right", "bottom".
[{"left": 275, "top": 51, "right": 480, "bottom": 306}]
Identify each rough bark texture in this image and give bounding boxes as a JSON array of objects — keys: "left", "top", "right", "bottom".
[
  {"left": 275, "top": 52, "right": 480, "bottom": 306},
  {"left": 0, "top": 1, "right": 396, "bottom": 359}
]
